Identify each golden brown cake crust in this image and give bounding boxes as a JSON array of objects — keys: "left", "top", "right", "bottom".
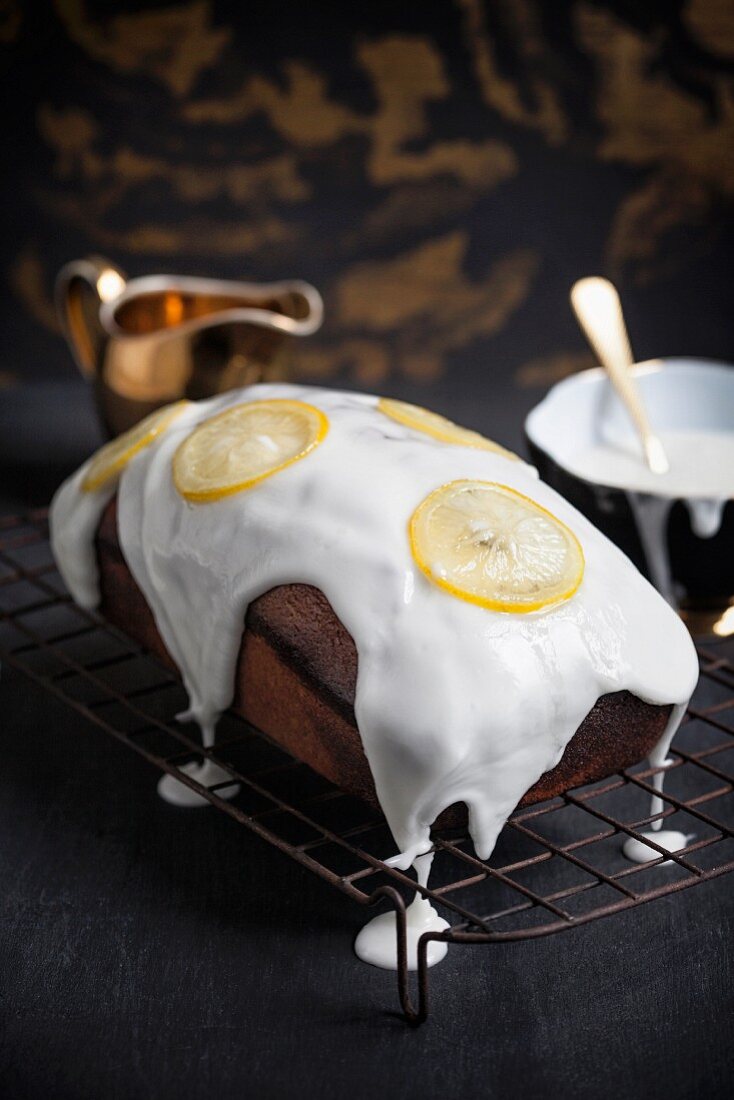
[{"left": 94, "top": 500, "right": 672, "bottom": 819}]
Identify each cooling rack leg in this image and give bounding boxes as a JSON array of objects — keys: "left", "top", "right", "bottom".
[
  {"left": 392, "top": 894, "right": 422, "bottom": 1025},
  {"left": 364, "top": 886, "right": 424, "bottom": 1024},
  {"left": 415, "top": 935, "right": 433, "bottom": 1026}
]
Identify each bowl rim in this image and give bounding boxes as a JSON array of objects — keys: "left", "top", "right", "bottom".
[{"left": 524, "top": 356, "right": 734, "bottom": 503}]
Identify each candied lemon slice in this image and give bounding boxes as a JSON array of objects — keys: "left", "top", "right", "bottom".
[
  {"left": 410, "top": 480, "right": 584, "bottom": 613},
  {"left": 82, "top": 401, "right": 189, "bottom": 493},
  {"left": 173, "top": 398, "right": 328, "bottom": 502},
  {"left": 378, "top": 397, "right": 519, "bottom": 461}
]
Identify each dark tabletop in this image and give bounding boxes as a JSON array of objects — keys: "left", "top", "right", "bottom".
[{"left": 1, "top": 381, "right": 733, "bottom": 1100}]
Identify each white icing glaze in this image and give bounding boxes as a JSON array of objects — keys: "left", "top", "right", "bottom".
[
  {"left": 49, "top": 383, "right": 699, "bottom": 873},
  {"left": 627, "top": 494, "right": 677, "bottom": 605},
  {"left": 50, "top": 474, "right": 118, "bottom": 610},
  {"left": 622, "top": 751, "right": 691, "bottom": 865},
  {"left": 687, "top": 497, "right": 727, "bottom": 539},
  {"left": 354, "top": 854, "right": 449, "bottom": 970},
  {"left": 565, "top": 431, "right": 733, "bottom": 605},
  {"left": 569, "top": 431, "right": 734, "bottom": 500},
  {"left": 157, "top": 760, "right": 240, "bottom": 807},
  {"left": 627, "top": 491, "right": 727, "bottom": 604},
  {"left": 622, "top": 830, "right": 690, "bottom": 865}
]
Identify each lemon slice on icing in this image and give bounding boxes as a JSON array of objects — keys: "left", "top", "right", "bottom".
[
  {"left": 173, "top": 398, "right": 328, "bottom": 502},
  {"left": 378, "top": 397, "right": 519, "bottom": 461},
  {"left": 82, "top": 401, "right": 189, "bottom": 493},
  {"left": 410, "top": 480, "right": 584, "bottom": 613}
]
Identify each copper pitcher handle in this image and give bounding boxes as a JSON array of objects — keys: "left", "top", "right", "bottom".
[{"left": 55, "top": 256, "right": 127, "bottom": 377}]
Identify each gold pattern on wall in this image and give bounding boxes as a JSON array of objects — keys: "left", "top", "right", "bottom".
[
  {"left": 457, "top": 0, "right": 567, "bottom": 145},
  {"left": 35, "top": 100, "right": 303, "bottom": 256},
  {"left": 39, "top": 197, "right": 298, "bottom": 258},
  {"left": 186, "top": 36, "right": 517, "bottom": 191},
  {"left": 0, "top": 0, "right": 21, "bottom": 43},
  {"left": 54, "top": 0, "right": 230, "bottom": 96},
  {"left": 515, "top": 351, "right": 596, "bottom": 389},
  {"left": 25, "top": 24, "right": 529, "bottom": 380},
  {"left": 578, "top": 4, "right": 734, "bottom": 184},
  {"left": 351, "top": 181, "right": 481, "bottom": 247},
  {"left": 577, "top": 2, "right": 734, "bottom": 281},
  {"left": 360, "top": 38, "right": 516, "bottom": 188},
  {"left": 184, "top": 60, "right": 363, "bottom": 141},
  {"left": 4, "top": 2, "right": 731, "bottom": 386},
  {"left": 685, "top": 0, "right": 734, "bottom": 58},
  {"left": 298, "top": 235, "right": 538, "bottom": 384},
  {"left": 9, "top": 245, "right": 61, "bottom": 336},
  {"left": 605, "top": 173, "right": 711, "bottom": 279},
  {"left": 38, "top": 105, "right": 310, "bottom": 209},
  {"left": 34, "top": 31, "right": 517, "bottom": 274}
]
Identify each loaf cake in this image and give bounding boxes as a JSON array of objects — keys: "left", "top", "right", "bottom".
[{"left": 50, "top": 383, "right": 698, "bottom": 868}]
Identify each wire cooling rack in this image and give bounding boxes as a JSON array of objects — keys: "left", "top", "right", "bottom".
[{"left": 1, "top": 510, "right": 733, "bottom": 1023}]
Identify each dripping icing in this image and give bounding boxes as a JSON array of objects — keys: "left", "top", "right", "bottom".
[
  {"left": 49, "top": 383, "right": 698, "bottom": 872},
  {"left": 158, "top": 712, "right": 240, "bottom": 807},
  {"left": 565, "top": 432, "right": 732, "bottom": 606},
  {"left": 157, "top": 760, "right": 240, "bottom": 807},
  {"left": 622, "top": 739, "right": 691, "bottom": 865},
  {"left": 354, "top": 853, "right": 449, "bottom": 971}
]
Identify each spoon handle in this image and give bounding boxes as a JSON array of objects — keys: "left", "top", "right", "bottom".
[{"left": 571, "top": 277, "right": 669, "bottom": 474}]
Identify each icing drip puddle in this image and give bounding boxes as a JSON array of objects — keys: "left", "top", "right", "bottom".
[
  {"left": 158, "top": 760, "right": 240, "bottom": 807},
  {"left": 354, "top": 855, "right": 449, "bottom": 970},
  {"left": 158, "top": 713, "right": 240, "bottom": 807},
  {"left": 622, "top": 829, "right": 691, "bottom": 865},
  {"left": 622, "top": 756, "right": 692, "bottom": 866}
]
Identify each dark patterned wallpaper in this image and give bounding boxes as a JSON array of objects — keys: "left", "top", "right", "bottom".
[{"left": 1, "top": 0, "right": 733, "bottom": 403}]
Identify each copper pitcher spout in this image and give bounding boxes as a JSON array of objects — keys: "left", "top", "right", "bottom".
[{"left": 55, "top": 256, "right": 324, "bottom": 437}]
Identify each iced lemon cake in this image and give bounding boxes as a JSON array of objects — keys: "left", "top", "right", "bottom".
[{"left": 50, "top": 384, "right": 698, "bottom": 869}]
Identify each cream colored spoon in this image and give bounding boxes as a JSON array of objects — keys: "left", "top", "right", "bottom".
[{"left": 571, "top": 277, "right": 669, "bottom": 474}]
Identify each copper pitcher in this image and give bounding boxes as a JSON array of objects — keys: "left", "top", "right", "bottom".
[{"left": 56, "top": 256, "right": 324, "bottom": 437}]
